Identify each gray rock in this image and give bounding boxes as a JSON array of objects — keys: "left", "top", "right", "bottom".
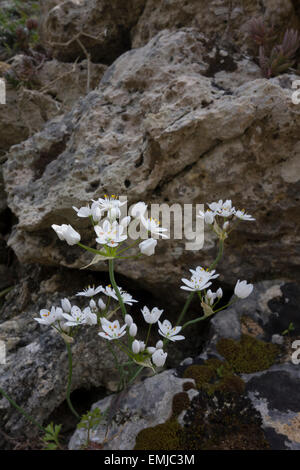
[
  {"left": 69, "top": 369, "right": 194, "bottom": 450},
  {"left": 40, "top": 0, "right": 146, "bottom": 62},
  {"left": 3, "top": 28, "right": 299, "bottom": 301},
  {"left": 132, "top": 0, "right": 298, "bottom": 48}
]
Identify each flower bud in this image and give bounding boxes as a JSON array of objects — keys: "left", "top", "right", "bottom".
[
  {"left": 132, "top": 340, "right": 140, "bottom": 354},
  {"left": 61, "top": 298, "right": 71, "bottom": 313},
  {"left": 156, "top": 340, "right": 163, "bottom": 349},
  {"left": 216, "top": 288, "right": 223, "bottom": 298},
  {"left": 125, "top": 314, "right": 133, "bottom": 326},
  {"left": 129, "top": 323, "right": 137, "bottom": 337},
  {"left": 89, "top": 299, "right": 96, "bottom": 310}
]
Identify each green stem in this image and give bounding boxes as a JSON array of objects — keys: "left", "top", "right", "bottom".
[
  {"left": 116, "top": 239, "right": 141, "bottom": 255},
  {"left": 65, "top": 342, "right": 80, "bottom": 420},
  {"left": 106, "top": 342, "right": 126, "bottom": 390},
  {"left": 77, "top": 242, "right": 107, "bottom": 256},
  {"left": 209, "top": 239, "right": 224, "bottom": 271},
  {"left": 108, "top": 259, "right": 127, "bottom": 319},
  {"left": 127, "top": 366, "right": 144, "bottom": 386},
  {"left": 145, "top": 324, "right": 152, "bottom": 347},
  {"left": 0, "top": 286, "right": 13, "bottom": 298},
  {"left": 0, "top": 387, "right": 44, "bottom": 433}
]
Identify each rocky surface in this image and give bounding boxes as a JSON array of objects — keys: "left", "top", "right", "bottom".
[
  {"left": 69, "top": 370, "right": 195, "bottom": 450},
  {"left": 3, "top": 27, "right": 300, "bottom": 298},
  {"left": 0, "top": 56, "right": 106, "bottom": 154},
  {"left": 0, "top": 0, "right": 299, "bottom": 451},
  {"left": 132, "top": 0, "right": 299, "bottom": 49},
  {"left": 40, "top": 0, "right": 146, "bottom": 63},
  {"left": 0, "top": 265, "right": 127, "bottom": 449},
  {"left": 69, "top": 280, "right": 300, "bottom": 450}
]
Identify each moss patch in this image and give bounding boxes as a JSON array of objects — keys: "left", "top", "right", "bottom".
[
  {"left": 216, "top": 334, "right": 280, "bottom": 374},
  {"left": 134, "top": 420, "right": 182, "bottom": 450},
  {"left": 181, "top": 391, "right": 270, "bottom": 450},
  {"left": 183, "top": 358, "right": 245, "bottom": 396}
]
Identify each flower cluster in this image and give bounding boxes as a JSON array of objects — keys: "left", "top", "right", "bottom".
[
  {"left": 38, "top": 196, "right": 256, "bottom": 387},
  {"left": 198, "top": 199, "right": 255, "bottom": 240},
  {"left": 52, "top": 196, "right": 168, "bottom": 259},
  {"left": 34, "top": 283, "right": 180, "bottom": 370}
]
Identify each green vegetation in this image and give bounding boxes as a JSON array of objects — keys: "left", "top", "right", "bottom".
[
  {"left": 216, "top": 334, "right": 280, "bottom": 374},
  {"left": 0, "top": 1, "right": 40, "bottom": 58}
]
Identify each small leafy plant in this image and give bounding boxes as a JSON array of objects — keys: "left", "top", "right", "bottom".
[
  {"left": 247, "top": 17, "right": 300, "bottom": 78},
  {"left": 282, "top": 322, "right": 295, "bottom": 338},
  {"left": 77, "top": 407, "right": 103, "bottom": 448},
  {"left": 42, "top": 422, "right": 62, "bottom": 450}
]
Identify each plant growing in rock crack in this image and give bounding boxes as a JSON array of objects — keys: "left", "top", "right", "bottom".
[
  {"left": 246, "top": 17, "right": 300, "bottom": 78},
  {"left": 0, "top": 0, "right": 40, "bottom": 59},
  {"left": 0, "top": 195, "right": 256, "bottom": 443},
  {"left": 77, "top": 407, "right": 103, "bottom": 449}
]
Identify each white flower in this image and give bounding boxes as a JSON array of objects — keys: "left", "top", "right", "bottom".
[
  {"left": 138, "top": 341, "right": 145, "bottom": 352},
  {"left": 158, "top": 320, "right": 185, "bottom": 342},
  {"left": 61, "top": 298, "right": 71, "bottom": 313},
  {"left": 76, "top": 285, "right": 103, "bottom": 297},
  {"left": 152, "top": 349, "right": 167, "bottom": 367},
  {"left": 132, "top": 340, "right": 140, "bottom": 354},
  {"left": 102, "top": 285, "right": 138, "bottom": 305},
  {"left": 156, "top": 340, "right": 163, "bottom": 349},
  {"left": 98, "top": 298, "right": 106, "bottom": 310},
  {"left": 89, "top": 299, "right": 96, "bottom": 310},
  {"left": 141, "top": 216, "right": 168, "bottom": 238},
  {"left": 73, "top": 202, "right": 102, "bottom": 222},
  {"left": 223, "top": 221, "right": 229, "bottom": 231},
  {"left": 34, "top": 307, "right": 58, "bottom": 325},
  {"left": 62, "top": 306, "right": 88, "bottom": 326},
  {"left": 99, "top": 318, "right": 127, "bottom": 340},
  {"left": 181, "top": 267, "right": 219, "bottom": 292},
  {"left": 208, "top": 199, "right": 235, "bottom": 218},
  {"left": 147, "top": 346, "right": 156, "bottom": 354},
  {"left": 52, "top": 224, "right": 81, "bottom": 245},
  {"left": 131, "top": 202, "right": 148, "bottom": 219},
  {"left": 234, "top": 280, "right": 254, "bottom": 299},
  {"left": 94, "top": 220, "right": 127, "bottom": 247},
  {"left": 139, "top": 238, "right": 157, "bottom": 256},
  {"left": 125, "top": 314, "right": 133, "bottom": 326},
  {"left": 234, "top": 210, "right": 255, "bottom": 221},
  {"left": 129, "top": 323, "right": 137, "bottom": 337},
  {"left": 198, "top": 210, "right": 215, "bottom": 225},
  {"left": 141, "top": 306, "right": 163, "bottom": 324},
  {"left": 96, "top": 195, "right": 126, "bottom": 219},
  {"left": 84, "top": 307, "right": 97, "bottom": 326}
]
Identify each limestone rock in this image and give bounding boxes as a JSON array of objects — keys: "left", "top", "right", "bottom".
[
  {"left": 0, "top": 266, "right": 126, "bottom": 447},
  {"left": 69, "top": 369, "right": 195, "bottom": 450},
  {"left": 0, "top": 56, "right": 106, "bottom": 154},
  {"left": 3, "top": 29, "right": 299, "bottom": 298},
  {"left": 198, "top": 280, "right": 300, "bottom": 450},
  {"left": 132, "top": 0, "right": 298, "bottom": 49},
  {"left": 69, "top": 281, "right": 300, "bottom": 450},
  {"left": 40, "top": 0, "right": 146, "bottom": 63}
]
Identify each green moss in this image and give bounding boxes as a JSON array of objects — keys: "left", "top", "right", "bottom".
[
  {"left": 134, "top": 420, "right": 182, "bottom": 450},
  {"left": 216, "top": 334, "right": 280, "bottom": 374},
  {"left": 183, "top": 358, "right": 245, "bottom": 396},
  {"left": 183, "top": 365, "right": 216, "bottom": 391}
]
